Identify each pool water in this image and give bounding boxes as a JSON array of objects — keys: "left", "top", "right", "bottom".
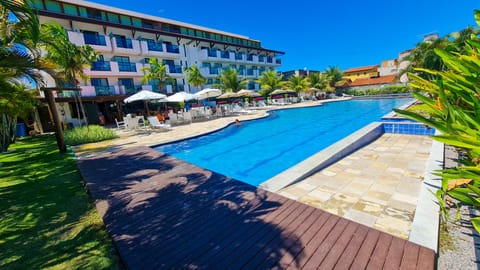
[{"left": 155, "top": 99, "right": 411, "bottom": 186}]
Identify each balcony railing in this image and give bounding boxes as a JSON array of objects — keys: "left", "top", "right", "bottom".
[
  {"left": 246, "top": 54, "right": 254, "bottom": 61},
  {"left": 57, "top": 90, "right": 77, "bottom": 98},
  {"left": 220, "top": 51, "right": 230, "bottom": 59},
  {"left": 165, "top": 44, "right": 180, "bottom": 53},
  {"left": 207, "top": 49, "right": 217, "bottom": 57},
  {"left": 147, "top": 41, "right": 163, "bottom": 52},
  {"left": 84, "top": 34, "right": 106, "bottom": 46},
  {"left": 258, "top": 56, "right": 265, "bottom": 62},
  {"left": 115, "top": 37, "right": 133, "bottom": 49},
  {"left": 91, "top": 61, "right": 111, "bottom": 71},
  {"left": 267, "top": 56, "right": 273, "bottom": 63},
  {"left": 168, "top": 65, "right": 183, "bottom": 74},
  {"left": 95, "top": 86, "right": 116, "bottom": 96},
  {"left": 235, "top": 53, "right": 243, "bottom": 60},
  {"left": 118, "top": 62, "right": 137, "bottom": 72}
]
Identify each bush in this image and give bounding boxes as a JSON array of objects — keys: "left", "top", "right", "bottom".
[{"left": 64, "top": 125, "right": 118, "bottom": 146}]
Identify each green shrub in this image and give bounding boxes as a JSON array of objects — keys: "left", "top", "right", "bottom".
[{"left": 64, "top": 125, "right": 118, "bottom": 146}]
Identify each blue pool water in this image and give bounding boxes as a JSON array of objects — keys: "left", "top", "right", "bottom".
[{"left": 155, "top": 99, "right": 411, "bottom": 186}]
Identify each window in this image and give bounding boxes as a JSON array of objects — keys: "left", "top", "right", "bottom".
[
  {"left": 31, "top": 0, "right": 44, "bottom": 9},
  {"left": 83, "top": 31, "right": 106, "bottom": 46},
  {"left": 108, "top": 13, "right": 120, "bottom": 23},
  {"left": 86, "top": 8, "right": 104, "bottom": 20},
  {"left": 120, "top": 15, "right": 131, "bottom": 25},
  {"left": 44, "top": 0, "right": 61, "bottom": 12},
  {"left": 63, "top": 4, "right": 78, "bottom": 16}
]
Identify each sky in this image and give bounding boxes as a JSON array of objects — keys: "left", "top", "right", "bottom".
[{"left": 89, "top": 0, "right": 478, "bottom": 72}]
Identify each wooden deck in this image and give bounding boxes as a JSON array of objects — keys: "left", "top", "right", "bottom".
[{"left": 76, "top": 146, "right": 436, "bottom": 269}]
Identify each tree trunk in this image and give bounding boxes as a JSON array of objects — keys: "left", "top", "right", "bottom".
[{"left": 45, "top": 90, "right": 66, "bottom": 153}]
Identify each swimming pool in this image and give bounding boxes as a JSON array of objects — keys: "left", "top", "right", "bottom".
[{"left": 155, "top": 99, "right": 412, "bottom": 186}]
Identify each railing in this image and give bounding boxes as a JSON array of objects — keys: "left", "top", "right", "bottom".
[
  {"left": 57, "top": 90, "right": 77, "bottom": 98},
  {"left": 115, "top": 37, "right": 133, "bottom": 49},
  {"left": 118, "top": 62, "right": 137, "bottom": 72},
  {"left": 83, "top": 34, "right": 106, "bottom": 46},
  {"left": 95, "top": 86, "right": 116, "bottom": 96},
  {"left": 165, "top": 44, "right": 180, "bottom": 53},
  {"left": 91, "top": 61, "right": 111, "bottom": 71},
  {"left": 207, "top": 49, "right": 217, "bottom": 57},
  {"left": 235, "top": 53, "right": 243, "bottom": 60},
  {"left": 147, "top": 41, "right": 163, "bottom": 52},
  {"left": 220, "top": 51, "right": 230, "bottom": 59}
]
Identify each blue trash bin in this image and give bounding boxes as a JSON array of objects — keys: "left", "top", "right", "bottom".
[{"left": 16, "top": 123, "right": 26, "bottom": 137}]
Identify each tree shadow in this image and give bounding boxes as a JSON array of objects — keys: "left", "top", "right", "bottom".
[
  {"left": 77, "top": 146, "right": 306, "bottom": 269},
  {"left": 0, "top": 135, "right": 121, "bottom": 269}
]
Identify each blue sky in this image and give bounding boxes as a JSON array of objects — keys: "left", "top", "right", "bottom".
[{"left": 90, "top": 0, "right": 478, "bottom": 72}]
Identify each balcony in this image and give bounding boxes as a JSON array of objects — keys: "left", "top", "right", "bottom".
[
  {"left": 67, "top": 31, "right": 112, "bottom": 52},
  {"left": 147, "top": 41, "right": 163, "bottom": 52},
  {"left": 112, "top": 37, "right": 141, "bottom": 55},
  {"left": 117, "top": 62, "right": 136, "bottom": 72},
  {"left": 235, "top": 53, "right": 244, "bottom": 61},
  {"left": 165, "top": 44, "right": 180, "bottom": 54},
  {"left": 94, "top": 86, "right": 116, "bottom": 96},
  {"left": 246, "top": 69, "right": 254, "bottom": 76},
  {"left": 220, "top": 51, "right": 230, "bottom": 59},
  {"left": 91, "top": 61, "right": 111, "bottom": 71},
  {"left": 207, "top": 49, "right": 218, "bottom": 57},
  {"left": 246, "top": 54, "right": 254, "bottom": 61},
  {"left": 258, "top": 56, "right": 265, "bottom": 63},
  {"left": 56, "top": 90, "right": 77, "bottom": 98},
  {"left": 167, "top": 65, "right": 183, "bottom": 74}
]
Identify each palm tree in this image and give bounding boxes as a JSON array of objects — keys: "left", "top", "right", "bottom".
[
  {"left": 142, "top": 57, "right": 171, "bottom": 93},
  {"left": 324, "top": 66, "right": 343, "bottom": 92},
  {"left": 40, "top": 22, "right": 98, "bottom": 127},
  {"left": 307, "top": 72, "right": 328, "bottom": 90},
  {"left": 0, "top": 0, "right": 46, "bottom": 152},
  {"left": 184, "top": 64, "right": 206, "bottom": 92},
  {"left": 256, "top": 70, "right": 285, "bottom": 95},
  {"left": 287, "top": 74, "right": 309, "bottom": 94},
  {"left": 215, "top": 67, "right": 247, "bottom": 92}
]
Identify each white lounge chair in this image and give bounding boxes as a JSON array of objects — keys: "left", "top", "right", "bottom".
[
  {"left": 147, "top": 116, "right": 172, "bottom": 131},
  {"left": 115, "top": 118, "right": 125, "bottom": 129}
]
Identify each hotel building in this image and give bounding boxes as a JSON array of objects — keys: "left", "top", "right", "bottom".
[{"left": 31, "top": 0, "right": 284, "bottom": 128}]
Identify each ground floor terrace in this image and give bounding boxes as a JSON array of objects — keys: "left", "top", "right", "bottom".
[{"left": 73, "top": 99, "right": 438, "bottom": 268}]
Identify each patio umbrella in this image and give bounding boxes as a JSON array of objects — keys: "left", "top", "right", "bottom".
[
  {"left": 124, "top": 90, "right": 167, "bottom": 115},
  {"left": 166, "top": 91, "right": 196, "bottom": 102},
  {"left": 269, "top": 89, "right": 295, "bottom": 96},
  {"left": 194, "top": 88, "right": 222, "bottom": 100},
  {"left": 217, "top": 91, "right": 239, "bottom": 99},
  {"left": 236, "top": 89, "right": 261, "bottom": 98}
]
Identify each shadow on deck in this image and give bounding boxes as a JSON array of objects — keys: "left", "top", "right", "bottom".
[{"left": 77, "top": 146, "right": 435, "bottom": 269}]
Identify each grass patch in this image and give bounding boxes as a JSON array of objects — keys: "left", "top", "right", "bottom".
[
  {"left": 0, "top": 135, "right": 122, "bottom": 269},
  {"left": 439, "top": 223, "right": 457, "bottom": 253},
  {"left": 64, "top": 125, "right": 118, "bottom": 146}
]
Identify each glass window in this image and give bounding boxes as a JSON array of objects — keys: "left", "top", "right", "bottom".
[
  {"left": 108, "top": 13, "right": 120, "bottom": 23},
  {"left": 120, "top": 15, "right": 131, "bottom": 25},
  {"left": 31, "top": 0, "right": 44, "bottom": 9},
  {"left": 63, "top": 4, "right": 78, "bottom": 16},
  {"left": 132, "top": 18, "right": 142, "bottom": 27},
  {"left": 78, "top": 7, "right": 87, "bottom": 17},
  {"left": 44, "top": 0, "right": 61, "bottom": 12}
]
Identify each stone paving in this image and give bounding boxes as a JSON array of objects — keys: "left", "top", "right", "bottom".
[{"left": 278, "top": 133, "right": 433, "bottom": 240}]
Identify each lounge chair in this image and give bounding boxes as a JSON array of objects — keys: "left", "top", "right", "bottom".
[
  {"left": 115, "top": 118, "right": 126, "bottom": 129},
  {"left": 147, "top": 116, "right": 172, "bottom": 131}
]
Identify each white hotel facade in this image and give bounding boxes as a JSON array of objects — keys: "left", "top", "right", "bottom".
[{"left": 32, "top": 0, "right": 283, "bottom": 128}]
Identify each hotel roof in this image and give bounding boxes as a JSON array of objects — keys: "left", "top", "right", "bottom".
[
  {"left": 349, "top": 74, "right": 397, "bottom": 87},
  {"left": 344, "top": 65, "right": 380, "bottom": 74},
  {"left": 58, "top": 0, "right": 253, "bottom": 41}
]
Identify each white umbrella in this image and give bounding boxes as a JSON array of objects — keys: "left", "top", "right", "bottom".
[
  {"left": 217, "top": 91, "right": 239, "bottom": 99},
  {"left": 236, "top": 89, "right": 261, "bottom": 97},
  {"left": 194, "top": 88, "right": 222, "bottom": 100},
  {"left": 166, "top": 91, "right": 196, "bottom": 102},
  {"left": 124, "top": 90, "right": 167, "bottom": 115}
]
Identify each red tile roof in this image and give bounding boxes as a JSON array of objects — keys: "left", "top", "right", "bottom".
[
  {"left": 344, "top": 65, "right": 379, "bottom": 73},
  {"left": 350, "top": 74, "right": 397, "bottom": 87}
]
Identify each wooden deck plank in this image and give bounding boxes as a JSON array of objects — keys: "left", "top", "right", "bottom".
[
  {"left": 366, "top": 233, "right": 394, "bottom": 270},
  {"left": 75, "top": 146, "right": 437, "bottom": 269},
  {"left": 333, "top": 225, "right": 370, "bottom": 270},
  {"left": 383, "top": 237, "right": 406, "bottom": 270},
  {"left": 399, "top": 242, "right": 420, "bottom": 270}
]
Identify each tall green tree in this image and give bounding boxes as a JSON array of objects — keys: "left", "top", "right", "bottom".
[
  {"left": 307, "top": 72, "right": 328, "bottom": 90},
  {"left": 184, "top": 64, "right": 206, "bottom": 92},
  {"left": 142, "top": 57, "right": 171, "bottom": 93},
  {"left": 256, "top": 70, "right": 285, "bottom": 96},
  {"left": 287, "top": 74, "right": 309, "bottom": 94},
  {"left": 324, "top": 66, "right": 343, "bottom": 92},
  {"left": 215, "top": 67, "right": 246, "bottom": 92},
  {"left": 0, "top": 0, "right": 44, "bottom": 152},
  {"left": 40, "top": 22, "right": 98, "bottom": 127}
]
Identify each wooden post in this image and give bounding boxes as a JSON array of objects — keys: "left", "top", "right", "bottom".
[{"left": 44, "top": 89, "right": 66, "bottom": 153}]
